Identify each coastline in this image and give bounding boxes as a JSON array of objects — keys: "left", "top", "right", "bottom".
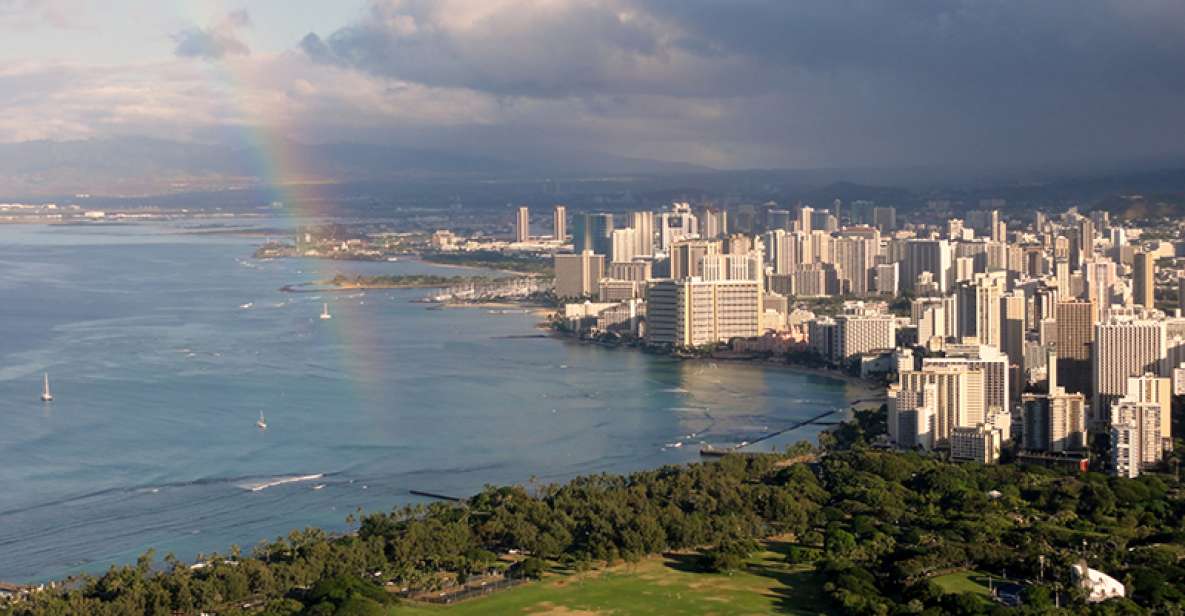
[{"left": 546, "top": 330, "right": 885, "bottom": 406}]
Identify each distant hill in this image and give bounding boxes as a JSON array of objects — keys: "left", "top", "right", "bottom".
[{"left": 0, "top": 137, "right": 711, "bottom": 198}]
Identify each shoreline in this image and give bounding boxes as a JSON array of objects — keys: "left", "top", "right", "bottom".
[{"left": 547, "top": 330, "right": 885, "bottom": 404}]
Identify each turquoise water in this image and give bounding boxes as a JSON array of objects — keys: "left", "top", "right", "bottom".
[{"left": 0, "top": 222, "right": 855, "bottom": 583}]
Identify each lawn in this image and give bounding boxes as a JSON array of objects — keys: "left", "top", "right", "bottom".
[
  {"left": 931, "top": 570, "right": 993, "bottom": 597},
  {"left": 391, "top": 543, "right": 830, "bottom": 615}
]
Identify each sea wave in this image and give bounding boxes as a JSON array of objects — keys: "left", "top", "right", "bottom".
[{"left": 238, "top": 474, "right": 324, "bottom": 493}]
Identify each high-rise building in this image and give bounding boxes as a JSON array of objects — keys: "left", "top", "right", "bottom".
[
  {"left": 515, "top": 206, "right": 530, "bottom": 243},
  {"left": 1093, "top": 316, "right": 1166, "bottom": 423},
  {"left": 767, "top": 209, "right": 792, "bottom": 231},
  {"left": 607, "top": 260, "right": 651, "bottom": 282},
  {"left": 912, "top": 296, "right": 956, "bottom": 346},
  {"left": 903, "top": 239, "right": 951, "bottom": 293},
  {"left": 1022, "top": 349, "right": 1087, "bottom": 452},
  {"left": 554, "top": 250, "right": 604, "bottom": 298},
  {"left": 1133, "top": 250, "right": 1155, "bottom": 309},
  {"left": 1124, "top": 373, "right": 1172, "bottom": 453},
  {"left": 819, "top": 303, "right": 896, "bottom": 364},
  {"left": 955, "top": 271, "right": 1006, "bottom": 349},
  {"left": 644, "top": 279, "right": 761, "bottom": 348},
  {"left": 629, "top": 211, "right": 655, "bottom": 257},
  {"left": 1001, "top": 292, "right": 1026, "bottom": 388},
  {"left": 553, "top": 205, "right": 567, "bottom": 241},
  {"left": 797, "top": 206, "right": 813, "bottom": 233},
  {"left": 610, "top": 228, "right": 637, "bottom": 263},
  {"left": 670, "top": 239, "right": 720, "bottom": 280},
  {"left": 874, "top": 263, "right": 899, "bottom": 296},
  {"left": 950, "top": 423, "right": 1004, "bottom": 464},
  {"left": 831, "top": 232, "right": 879, "bottom": 295},
  {"left": 1110, "top": 391, "right": 1163, "bottom": 478},
  {"left": 872, "top": 206, "right": 896, "bottom": 233},
  {"left": 1055, "top": 299, "right": 1097, "bottom": 395},
  {"left": 924, "top": 343, "right": 1009, "bottom": 418},
  {"left": 659, "top": 204, "right": 698, "bottom": 252},
  {"left": 1179, "top": 274, "right": 1185, "bottom": 316},
  {"left": 573, "top": 213, "right": 614, "bottom": 255},
  {"left": 896, "top": 365, "right": 985, "bottom": 446},
  {"left": 887, "top": 382, "right": 937, "bottom": 450}
]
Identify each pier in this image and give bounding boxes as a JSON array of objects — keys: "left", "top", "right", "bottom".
[
  {"left": 409, "top": 489, "right": 464, "bottom": 503},
  {"left": 699, "top": 396, "right": 886, "bottom": 456}
]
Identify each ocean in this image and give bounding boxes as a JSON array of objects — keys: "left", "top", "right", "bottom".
[{"left": 0, "top": 221, "right": 856, "bottom": 582}]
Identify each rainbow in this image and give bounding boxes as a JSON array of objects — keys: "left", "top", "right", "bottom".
[{"left": 187, "top": 37, "right": 391, "bottom": 405}]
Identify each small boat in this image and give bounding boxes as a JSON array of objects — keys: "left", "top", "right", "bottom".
[
  {"left": 664, "top": 441, "right": 683, "bottom": 448},
  {"left": 40, "top": 373, "right": 53, "bottom": 402},
  {"left": 239, "top": 302, "right": 253, "bottom": 309},
  {"left": 312, "top": 484, "right": 325, "bottom": 490},
  {"left": 319, "top": 303, "right": 332, "bottom": 320},
  {"left": 256, "top": 411, "right": 267, "bottom": 431}
]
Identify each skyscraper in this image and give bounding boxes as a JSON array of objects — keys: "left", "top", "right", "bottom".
[
  {"left": 630, "top": 211, "right": 654, "bottom": 257},
  {"left": 1093, "top": 316, "right": 1167, "bottom": 423},
  {"left": 573, "top": 213, "right": 614, "bottom": 255},
  {"left": 896, "top": 365, "right": 985, "bottom": 446},
  {"left": 553, "top": 205, "right": 567, "bottom": 241},
  {"left": 610, "top": 228, "right": 637, "bottom": 263},
  {"left": 1055, "top": 299, "right": 1097, "bottom": 395},
  {"left": 1133, "top": 250, "right": 1155, "bottom": 309},
  {"left": 515, "top": 206, "right": 530, "bottom": 243},
  {"left": 797, "top": 206, "right": 813, "bottom": 233},
  {"left": 904, "top": 239, "right": 951, "bottom": 294},
  {"left": 955, "top": 271, "right": 1005, "bottom": 349},
  {"left": 554, "top": 250, "right": 604, "bottom": 298}
]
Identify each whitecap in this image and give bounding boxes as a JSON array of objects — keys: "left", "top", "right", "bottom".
[{"left": 239, "top": 473, "right": 324, "bottom": 493}]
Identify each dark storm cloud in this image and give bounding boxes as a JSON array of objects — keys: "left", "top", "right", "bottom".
[
  {"left": 173, "top": 10, "right": 252, "bottom": 60},
  {"left": 301, "top": 0, "right": 1185, "bottom": 168}
]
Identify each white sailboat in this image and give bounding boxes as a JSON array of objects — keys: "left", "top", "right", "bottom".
[
  {"left": 256, "top": 411, "right": 267, "bottom": 431},
  {"left": 319, "top": 303, "right": 332, "bottom": 320},
  {"left": 40, "top": 373, "right": 53, "bottom": 402}
]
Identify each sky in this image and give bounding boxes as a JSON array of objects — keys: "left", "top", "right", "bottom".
[{"left": 3, "top": 0, "right": 1185, "bottom": 170}]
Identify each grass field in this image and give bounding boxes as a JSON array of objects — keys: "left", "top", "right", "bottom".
[
  {"left": 931, "top": 571, "right": 993, "bottom": 597},
  {"left": 392, "top": 543, "right": 830, "bottom": 615}
]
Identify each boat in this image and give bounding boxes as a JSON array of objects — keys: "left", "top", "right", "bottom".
[
  {"left": 664, "top": 441, "right": 683, "bottom": 448},
  {"left": 319, "top": 303, "right": 332, "bottom": 320},
  {"left": 256, "top": 411, "right": 267, "bottom": 431},
  {"left": 239, "top": 302, "right": 253, "bottom": 309},
  {"left": 40, "top": 373, "right": 53, "bottom": 402}
]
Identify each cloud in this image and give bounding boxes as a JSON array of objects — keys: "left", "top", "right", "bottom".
[
  {"left": 5, "top": 1, "right": 1185, "bottom": 173},
  {"left": 173, "top": 10, "right": 252, "bottom": 59},
  {"left": 0, "top": 0, "right": 88, "bottom": 28},
  {"left": 294, "top": 0, "right": 1185, "bottom": 168}
]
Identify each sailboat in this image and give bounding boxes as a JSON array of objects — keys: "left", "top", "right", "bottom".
[
  {"left": 319, "top": 303, "right": 332, "bottom": 320},
  {"left": 40, "top": 373, "right": 53, "bottom": 402},
  {"left": 256, "top": 411, "right": 267, "bottom": 431}
]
